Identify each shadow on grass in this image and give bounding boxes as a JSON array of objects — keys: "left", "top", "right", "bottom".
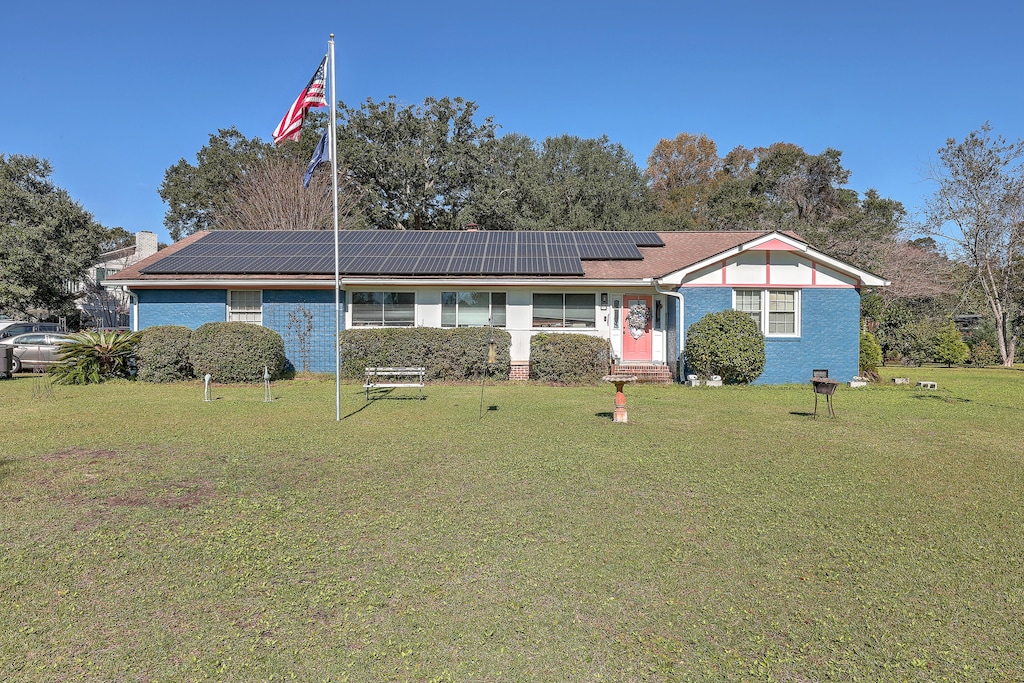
[
  {"left": 595, "top": 411, "right": 613, "bottom": 419},
  {"left": 911, "top": 394, "right": 972, "bottom": 405}
]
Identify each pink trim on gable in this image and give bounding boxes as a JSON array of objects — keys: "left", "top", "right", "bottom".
[
  {"left": 811, "top": 262, "right": 817, "bottom": 286},
  {"left": 680, "top": 282, "right": 854, "bottom": 289},
  {"left": 749, "top": 238, "right": 800, "bottom": 251},
  {"left": 765, "top": 251, "right": 771, "bottom": 285},
  {"left": 721, "top": 259, "right": 728, "bottom": 284}
]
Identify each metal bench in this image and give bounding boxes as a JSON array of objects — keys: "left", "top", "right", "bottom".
[{"left": 364, "top": 366, "right": 425, "bottom": 401}]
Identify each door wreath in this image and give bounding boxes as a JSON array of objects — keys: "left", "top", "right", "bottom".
[{"left": 627, "top": 302, "right": 650, "bottom": 340}]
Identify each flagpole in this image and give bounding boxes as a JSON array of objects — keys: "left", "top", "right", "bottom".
[{"left": 329, "top": 35, "right": 341, "bottom": 421}]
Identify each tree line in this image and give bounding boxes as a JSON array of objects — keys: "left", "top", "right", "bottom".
[{"left": 3, "top": 96, "right": 1020, "bottom": 366}]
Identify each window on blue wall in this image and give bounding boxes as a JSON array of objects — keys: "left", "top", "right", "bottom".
[
  {"left": 228, "top": 290, "right": 262, "bottom": 325},
  {"left": 441, "top": 292, "right": 506, "bottom": 327},
  {"left": 733, "top": 289, "right": 799, "bottom": 337},
  {"left": 351, "top": 291, "right": 415, "bottom": 326}
]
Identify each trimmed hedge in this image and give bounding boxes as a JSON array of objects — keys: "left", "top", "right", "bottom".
[
  {"left": 137, "top": 325, "right": 194, "bottom": 382},
  {"left": 684, "top": 310, "right": 765, "bottom": 384},
  {"left": 338, "top": 327, "right": 511, "bottom": 380},
  {"left": 188, "top": 322, "right": 287, "bottom": 383},
  {"left": 529, "top": 333, "right": 611, "bottom": 384}
]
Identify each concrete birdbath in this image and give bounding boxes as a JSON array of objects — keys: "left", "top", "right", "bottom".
[{"left": 602, "top": 375, "right": 638, "bottom": 423}]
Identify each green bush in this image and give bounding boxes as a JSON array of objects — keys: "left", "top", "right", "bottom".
[
  {"left": 136, "top": 325, "right": 193, "bottom": 382},
  {"left": 684, "top": 310, "right": 765, "bottom": 384},
  {"left": 529, "top": 333, "right": 611, "bottom": 384},
  {"left": 932, "top": 320, "right": 969, "bottom": 367},
  {"left": 188, "top": 322, "right": 287, "bottom": 383},
  {"left": 859, "top": 330, "right": 883, "bottom": 377},
  {"left": 338, "top": 327, "right": 511, "bottom": 380},
  {"left": 969, "top": 340, "right": 1000, "bottom": 367},
  {"left": 50, "top": 330, "right": 142, "bottom": 385}
]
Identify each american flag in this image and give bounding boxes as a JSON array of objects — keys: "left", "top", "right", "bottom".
[{"left": 272, "top": 56, "right": 328, "bottom": 145}]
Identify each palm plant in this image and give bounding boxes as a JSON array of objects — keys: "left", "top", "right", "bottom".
[{"left": 50, "top": 330, "right": 142, "bottom": 384}]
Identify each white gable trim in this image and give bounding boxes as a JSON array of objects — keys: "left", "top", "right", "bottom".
[{"left": 656, "top": 231, "right": 889, "bottom": 287}]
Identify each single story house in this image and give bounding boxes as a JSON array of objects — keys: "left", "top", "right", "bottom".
[{"left": 106, "top": 229, "right": 887, "bottom": 383}]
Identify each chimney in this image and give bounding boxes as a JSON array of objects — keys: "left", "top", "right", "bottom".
[{"left": 134, "top": 231, "right": 159, "bottom": 260}]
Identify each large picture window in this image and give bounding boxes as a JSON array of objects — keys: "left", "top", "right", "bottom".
[
  {"left": 441, "top": 292, "right": 506, "bottom": 327},
  {"left": 532, "top": 293, "right": 595, "bottom": 328},
  {"left": 351, "top": 291, "right": 415, "bottom": 327},
  {"left": 228, "top": 290, "right": 262, "bottom": 324},
  {"left": 733, "top": 289, "right": 799, "bottom": 337}
]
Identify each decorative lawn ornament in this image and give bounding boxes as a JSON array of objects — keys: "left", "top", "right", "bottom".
[{"left": 203, "top": 374, "right": 212, "bottom": 402}]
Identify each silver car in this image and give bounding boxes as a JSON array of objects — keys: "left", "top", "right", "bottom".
[{"left": 0, "top": 333, "right": 72, "bottom": 373}]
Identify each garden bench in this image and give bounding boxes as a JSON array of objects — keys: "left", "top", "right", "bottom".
[{"left": 364, "top": 366, "right": 426, "bottom": 401}]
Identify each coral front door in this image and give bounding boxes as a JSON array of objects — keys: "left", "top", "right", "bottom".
[{"left": 621, "top": 295, "right": 653, "bottom": 361}]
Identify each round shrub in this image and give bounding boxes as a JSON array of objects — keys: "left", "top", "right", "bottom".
[
  {"left": 137, "top": 325, "right": 193, "bottom": 382},
  {"left": 969, "top": 340, "right": 1000, "bottom": 367},
  {"left": 188, "top": 322, "right": 287, "bottom": 383},
  {"left": 529, "top": 333, "right": 612, "bottom": 384},
  {"left": 684, "top": 310, "right": 765, "bottom": 384}
]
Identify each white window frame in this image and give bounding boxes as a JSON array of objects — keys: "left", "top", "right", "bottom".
[
  {"left": 349, "top": 291, "right": 416, "bottom": 327},
  {"left": 441, "top": 291, "right": 506, "bottom": 328},
  {"left": 532, "top": 293, "right": 596, "bottom": 329},
  {"left": 228, "top": 290, "right": 262, "bottom": 325},
  {"left": 732, "top": 289, "right": 800, "bottom": 337}
]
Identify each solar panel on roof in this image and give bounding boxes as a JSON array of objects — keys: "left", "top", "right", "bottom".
[{"left": 141, "top": 229, "right": 664, "bottom": 276}]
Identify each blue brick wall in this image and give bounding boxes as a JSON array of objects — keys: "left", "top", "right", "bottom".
[
  {"left": 137, "top": 288, "right": 343, "bottom": 374},
  {"left": 679, "top": 287, "right": 860, "bottom": 384},
  {"left": 137, "top": 289, "right": 225, "bottom": 329},
  {"left": 263, "top": 290, "right": 339, "bottom": 373}
]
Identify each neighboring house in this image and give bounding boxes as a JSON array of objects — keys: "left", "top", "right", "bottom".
[
  {"left": 106, "top": 229, "right": 887, "bottom": 384},
  {"left": 75, "top": 231, "right": 159, "bottom": 328}
]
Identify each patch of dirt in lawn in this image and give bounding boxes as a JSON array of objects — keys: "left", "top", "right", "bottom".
[
  {"left": 105, "top": 479, "right": 218, "bottom": 510},
  {"left": 41, "top": 447, "right": 120, "bottom": 461}
]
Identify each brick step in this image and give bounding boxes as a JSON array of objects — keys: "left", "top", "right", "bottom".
[{"left": 611, "top": 363, "right": 674, "bottom": 384}]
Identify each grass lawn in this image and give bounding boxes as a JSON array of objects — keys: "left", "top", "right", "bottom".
[{"left": 2, "top": 368, "right": 1022, "bottom": 681}]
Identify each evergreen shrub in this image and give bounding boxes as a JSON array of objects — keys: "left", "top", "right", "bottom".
[
  {"left": 859, "top": 330, "right": 883, "bottom": 379},
  {"left": 969, "top": 340, "right": 1000, "bottom": 367},
  {"left": 932, "top": 320, "right": 969, "bottom": 367},
  {"left": 137, "top": 325, "right": 193, "bottom": 382},
  {"left": 529, "top": 333, "right": 611, "bottom": 384},
  {"left": 684, "top": 310, "right": 765, "bottom": 384},
  {"left": 188, "top": 322, "right": 287, "bottom": 383},
  {"left": 50, "top": 330, "right": 142, "bottom": 385},
  {"left": 338, "top": 327, "right": 511, "bottom": 380}
]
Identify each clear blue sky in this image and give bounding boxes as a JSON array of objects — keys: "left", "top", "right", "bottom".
[{"left": 4, "top": 0, "right": 1021, "bottom": 244}]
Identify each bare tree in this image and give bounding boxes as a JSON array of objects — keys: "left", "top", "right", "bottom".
[
  {"left": 219, "top": 156, "right": 361, "bottom": 231},
  {"left": 878, "top": 239, "right": 956, "bottom": 303},
  {"left": 923, "top": 124, "right": 1024, "bottom": 366}
]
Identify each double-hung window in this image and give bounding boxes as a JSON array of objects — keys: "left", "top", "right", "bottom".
[
  {"left": 228, "top": 290, "right": 262, "bottom": 324},
  {"left": 351, "top": 291, "right": 415, "bottom": 327},
  {"left": 733, "top": 289, "right": 799, "bottom": 337},
  {"left": 441, "top": 292, "right": 506, "bottom": 327},
  {"left": 532, "top": 293, "right": 595, "bottom": 328}
]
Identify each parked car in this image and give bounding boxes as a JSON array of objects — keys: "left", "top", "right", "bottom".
[
  {"left": 0, "top": 321, "right": 65, "bottom": 340},
  {"left": 0, "top": 333, "right": 72, "bottom": 373}
]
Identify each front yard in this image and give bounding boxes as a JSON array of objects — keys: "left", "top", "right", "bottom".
[{"left": 2, "top": 369, "right": 1022, "bottom": 681}]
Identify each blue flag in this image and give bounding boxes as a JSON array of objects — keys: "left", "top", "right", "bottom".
[{"left": 303, "top": 131, "right": 331, "bottom": 188}]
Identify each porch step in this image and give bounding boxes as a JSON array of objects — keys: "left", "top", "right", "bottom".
[{"left": 611, "top": 363, "right": 674, "bottom": 384}]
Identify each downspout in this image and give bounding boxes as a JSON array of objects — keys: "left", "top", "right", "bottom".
[
  {"left": 654, "top": 280, "right": 684, "bottom": 381},
  {"left": 124, "top": 288, "right": 139, "bottom": 331}
]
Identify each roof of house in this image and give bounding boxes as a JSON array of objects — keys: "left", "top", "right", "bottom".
[{"left": 107, "top": 229, "right": 885, "bottom": 286}]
